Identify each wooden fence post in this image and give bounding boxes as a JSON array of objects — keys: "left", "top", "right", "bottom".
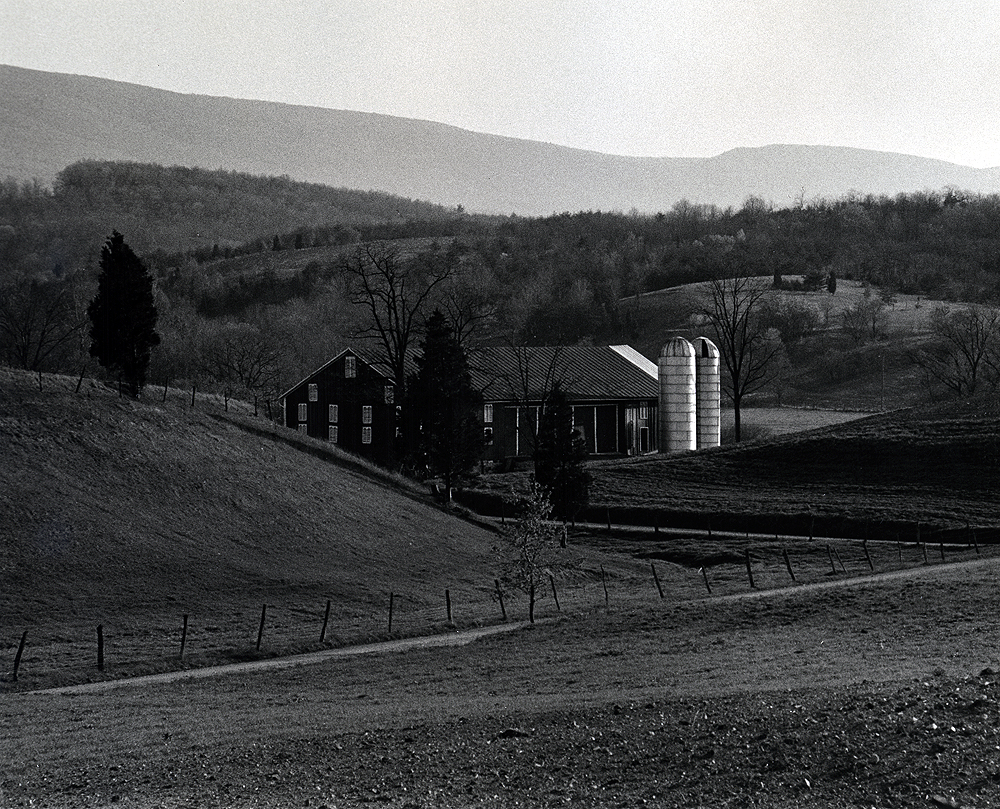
[
  {"left": 190, "top": 382, "right": 197, "bottom": 408},
  {"left": 446, "top": 589, "right": 452, "bottom": 623},
  {"left": 922, "top": 541, "right": 928, "bottom": 564},
  {"left": 12, "top": 630, "right": 27, "bottom": 682},
  {"left": 651, "top": 562, "right": 664, "bottom": 599},
  {"left": 863, "top": 539, "right": 874, "bottom": 571},
  {"left": 782, "top": 549, "right": 796, "bottom": 582},
  {"left": 707, "top": 515, "right": 712, "bottom": 539},
  {"left": 700, "top": 566, "right": 712, "bottom": 595},
  {"left": 549, "top": 574, "right": 560, "bottom": 612},
  {"left": 529, "top": 581, "right": 536, "bottom": 624},
  {"left": 607, "top": 508, "right": 612, "bottom": 531},
  {"left": 600, "top": 565, "right": 609, "bottom": 607},
  {"left": 833, "top": 547, "right": 847, "bottom": 573},
  {"left": 494, "top": 579, "right": 506, "bottom": 620},
  {"left": 97, "top": 624, "right": 105, "bottom": 671},
  {"left": 320, "top": 600, "right": 331, "bottom": 642},
  {"left": 388, "top": 592, "right": 395, "bottom": 634},
  {"left": 826, "top": 545, "right": 837, "bottom": 575},
  {"left": 180, "top": 614, "right": 188, "bottom": 659},
  {"left": 744, "top": 548, "right": 755, "bottom": 588},
  {"left": 939, "top": 541, "right": 946, "bottom": 562},
  {"left": 973, "top": 527, "right": 980, "bottom": 555},
  {"left": 256, "top": 604, "right": 267, "bottom": 651}
]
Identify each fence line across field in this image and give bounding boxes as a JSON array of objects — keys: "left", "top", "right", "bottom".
[{"left": 4, "top": 534, "right": 995, "bottom": 688}]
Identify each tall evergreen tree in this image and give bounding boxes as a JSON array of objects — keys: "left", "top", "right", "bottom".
[
  {"left": 88, "top": 231, "right": 160, "bottom": 397},
  {"left": 410, "top": 310, "right": 483, "bottom": 499},
  {"left": 534, "top": 382, "right": 590, "bottom": 521}
]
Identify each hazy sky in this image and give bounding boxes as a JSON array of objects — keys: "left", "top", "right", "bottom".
[{"left": 3, "top": 0, "right": 998, "bottom": 167}]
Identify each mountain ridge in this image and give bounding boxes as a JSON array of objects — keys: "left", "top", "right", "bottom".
[{"left": 3, "top": 63, "right": 999, "bottom": 215}]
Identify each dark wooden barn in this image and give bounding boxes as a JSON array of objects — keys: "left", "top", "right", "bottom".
[
  {"left": 282, "top": 344, "right": 658, "bottom": 469},
  {"left": 280, "top": 348, "right": 398, "bottom": 467}
]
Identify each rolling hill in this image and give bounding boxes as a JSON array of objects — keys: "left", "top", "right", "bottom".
[
  {"left": 3, "top": 64, "right": 999, "bottom": 215},
  {"left": 0, "top": 368, "right": 507, "bottom": 687},
  {"left": 466, "top": 394, "right": 1000, "bottom": 538}
]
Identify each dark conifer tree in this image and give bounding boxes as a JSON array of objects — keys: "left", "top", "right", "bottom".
[
  {"left": 87, "top": 231, "right": 160, "bottom": 397},
  {"left": 534, "top": 382, "right": 590, "bottom": 521},
  {"left": 410, "top": 309, "right": 483, "bottom": 499}
]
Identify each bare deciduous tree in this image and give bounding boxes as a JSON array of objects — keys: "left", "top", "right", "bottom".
[
  {"left": 910, "top": 304, "right": 1000, "bottom": 396},
  {"left": 202, "top": 320, "right": 282, "bottom": 404},
  {"left": 841, "top": 294, "right": 887, "bottom": 345},
  {"left": 476, "top": 343, "right": 571, "bottom": 460},
  {"left": 0, "top": 274, "right": 85, "bottom": 371},
  {"left": 493, "top": 482, "right": 578, "bottom": 623},
  {"left": 702, "top": 274, "right": 783, "bottom": 442},
  {"left": 339, "top": 243, "right": 454, "bottom": 395}
]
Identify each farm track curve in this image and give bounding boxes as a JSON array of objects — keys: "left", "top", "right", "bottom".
[{"left": 30, "top": 552, "right": 997, "bottom": 697}]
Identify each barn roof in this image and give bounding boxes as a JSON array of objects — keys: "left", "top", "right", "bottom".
[
  {"left": 283, "top": 343, "right": 659, "bottom": 403},
  {"left": 279, "top": 346, "right": 395, "bottom": 400},
  {"left": 468, "top": 345, "right": 658, "bottom": 402}
]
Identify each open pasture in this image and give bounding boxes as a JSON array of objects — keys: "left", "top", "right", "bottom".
[{"left": 4, "top": 554, "right": 1000, "bottom": 808}]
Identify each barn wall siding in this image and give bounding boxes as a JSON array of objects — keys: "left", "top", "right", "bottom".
[{"left": 283, "top": 352, "right": 397, "bottom": 467}]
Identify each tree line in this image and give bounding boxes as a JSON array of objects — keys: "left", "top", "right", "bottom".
[{"left": 5, "top": 168, "right": 1000, "bottom": 433}]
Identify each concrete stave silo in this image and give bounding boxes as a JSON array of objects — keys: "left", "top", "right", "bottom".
[
  {"left": 692, "top": 336, "right": 721, "bottom": 450},
  {"left": 658, "top": 337, "right": 697, "bottom": 453}
]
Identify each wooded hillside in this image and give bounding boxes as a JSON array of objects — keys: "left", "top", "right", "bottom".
[{"left": 4, "top": 162, "right": 1000, "bottom": 415}]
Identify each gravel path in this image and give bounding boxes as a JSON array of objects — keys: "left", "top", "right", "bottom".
[{"left": 31, "top": 621, "right": 531, "bottom": 695}]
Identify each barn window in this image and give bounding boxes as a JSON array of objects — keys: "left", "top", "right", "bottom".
[
  {"left": 308, "top": 383, "right": 318, "bottom": 402},
  {"left": 484, "top": 426, "right": 494, "bottom": 445},
  {"left": 298, "top": 424, "right": 308, "bottom": 434},
  {"left": 297, "top": 403, "right": 307, "bottom": 422},
  {"left": 362, "top": 405, "right": 373, "bottom": 424},
  {"left": 362, "top": 427, "right": 372, "bottom": 444},
  {"left": 345, "top": 356, "right": 356, "bottom": 378},
  {"left": 384, "top": 385, "right": 394, "bottom": 404},
  {"left": 484, "top": 403, "right": 493, "bottom": 423},
  {"left": 329, "top": 426, "right": 338, "bottom": 443},
  {"left": 329, "top": 404, "right": 338, "bottom": 423}
]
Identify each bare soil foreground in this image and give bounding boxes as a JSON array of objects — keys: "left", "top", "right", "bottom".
[{"left": 5, "top": 557, "right": 1000, "bottom": 808}]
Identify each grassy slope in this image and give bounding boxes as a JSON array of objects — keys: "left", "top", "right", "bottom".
[
  {"left": 623, "top": 278, "right": 947, "bottom": 409},
  {"left": 0, "top": 369, "right": 518, "bottom": 685},
  {"left": 593, "top": 402, "right": 1000, "bottom": 525},
  {"left": 472, "top": 399, "right": 1000, "bottom": 530}
]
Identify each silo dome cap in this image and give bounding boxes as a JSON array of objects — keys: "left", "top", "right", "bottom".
[
  {"left": 660, "top": 336, "right": 695, "bottom": 358},
  {"left": 693, "top": 336, "right": 720, "bottom": 358}
]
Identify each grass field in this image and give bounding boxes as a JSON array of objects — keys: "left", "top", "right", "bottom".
[
  {"left": 5, "top": 368, "right": 1000, "bottom": 806},
  {"left": 0, "top": 368, "right": 513, "bottom": 691},
  {"left": 470, "top": 398, "right": 1000, "bottom": 536}
]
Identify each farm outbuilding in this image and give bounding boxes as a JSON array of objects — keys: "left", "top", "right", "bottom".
[
  {"left": 467, "top": 345, "right": 660, "bottom": 463},
  {"left": 280, "top": 348, "right": 399, "bottom": 467},
  {"left": 281, "top": 341, "right": 716, "bottom": 470}
]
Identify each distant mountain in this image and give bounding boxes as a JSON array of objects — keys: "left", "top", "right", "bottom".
[{"left": 3, "top": 64, "right": 999, "bottom": 215}]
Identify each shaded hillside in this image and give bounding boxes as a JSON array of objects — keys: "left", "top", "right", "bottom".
[
  {"left": 0, "top": 368, "right": 501, "bottom": 662},
  {"left": 3, "top": 64, "right": 999, "bottom": 214},
  {"left": 0, "top": 159, "right": 459, "bottom": 274},
  {"left": 600, "top": 401, "right": 1000, "bottom": 526},
  {"left": 466, "top": 398, "right": 1000, "bottom": 533}
]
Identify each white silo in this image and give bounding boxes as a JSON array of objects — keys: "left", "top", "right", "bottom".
[
  {"left": 693, "top": 336, "right": 721, "bottom": 449},
  {"left": 658, "top": 337, "right": 696, "bottom": 453}
]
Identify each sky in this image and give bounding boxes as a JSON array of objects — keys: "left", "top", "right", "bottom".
[{"left": 2, "top": 0, "right": 999, "bottom": 168}]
